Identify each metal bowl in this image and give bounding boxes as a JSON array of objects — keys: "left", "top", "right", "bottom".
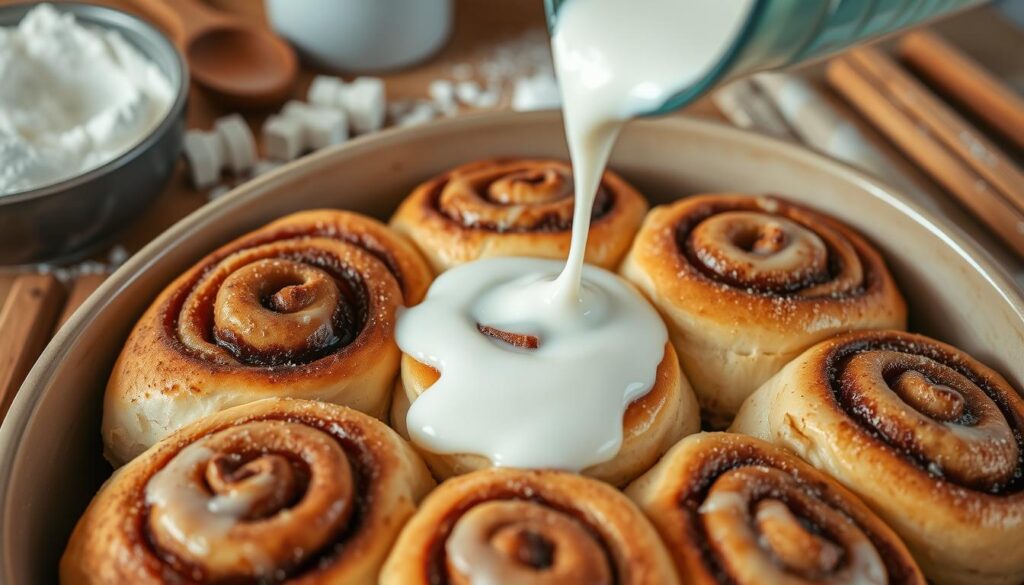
[{"left": 0, "top": 3, "right": 188, "bottom": 265}]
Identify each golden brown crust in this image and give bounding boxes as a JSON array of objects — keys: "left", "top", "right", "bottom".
[
  {"left": 390, "top": 342, "right": 700, "bottom": 486},
  {"left": 620, "top": 194, "right": 906, "bottom": 422},
  {"left": 381, "top": 468, "right": 680, "bottom": 585},
  {"left": 731, "top": 330, "right": 1024, "bottom": 585},
  {"left": 62, "top": 398, "right": 435, "bottom": 585},
  {"left": 102, "top": 210, "right": 434, "bottom": 465},
  {"left": 390, "top": 158, "right": 649, "bottom": 272},
  {"left": 626, "top": 432, "right": 926, "bottom": 585}
]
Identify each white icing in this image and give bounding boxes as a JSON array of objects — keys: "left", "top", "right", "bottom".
[
  {"left": 705, "top": 493, "right": 887, "bottom": 585},
  {"left": 0, "top": 4, "right": 174, "bottom": 195},
  {"left": 145, "top": 439, "right": 271, "bottom": 562},
  {"left": 207, "top": 474, "right": 275, "bottom": 516},
  {"left": 145, "top": 444, "right": 229, "bottom": 557},
  {"left": 396, "top": 0, "right": 753, "bottom": 471},
  {"left": 843, "top": 542, "right": 888, "bottom": 585},
  {"left": 552, "top": 0, "right": 754, "bottom": 300},
  {"left": 698, "top": 490, "right": 748, "bottom": 515},
  {"left": 398, "top": 258, "right": 666, "bottom": 470},
  {"left": 550, "top": 0, "right": 752, "bottom": 302}
]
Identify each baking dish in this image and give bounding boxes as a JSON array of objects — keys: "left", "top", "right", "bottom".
[{"left": 1, "top": 111, "right": 1021, "bottom": 583}]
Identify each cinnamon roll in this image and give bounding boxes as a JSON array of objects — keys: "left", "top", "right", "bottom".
[
  {"left": 620, "top": 194, "right": 906, "bottom": 424},
  {"left": 380, "top": 468, "right": 679, "bottom": 584},
  {"left": 391, "top": 341, "right": 700, "bottom": 486},
  {"left": 62, "top": 398, "right": 435, "bottom": 585},
  {"left": 390, "top": 159, "right": 648, "bottom": 272},
  {"left": 731, "top": 330, "right": 1024, "bottom": 585},
  {"left": 103, "top": 210, "right": 433, "bottom": 465},
  {"left": 626, "top": 432, "right": 926, "bottom": 585}
]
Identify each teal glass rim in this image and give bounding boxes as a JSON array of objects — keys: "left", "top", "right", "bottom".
[{"left": 543, "top": 0, "right": 770, "bottom": 117}]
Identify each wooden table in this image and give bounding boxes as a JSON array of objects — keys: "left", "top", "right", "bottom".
[{"left": 0, "top": 1, "right": 1021, "bottom": 410}]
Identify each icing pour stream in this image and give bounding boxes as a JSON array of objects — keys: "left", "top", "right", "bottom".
[{"left": 397, "top": 0, "right": 752, "bottom": 470}]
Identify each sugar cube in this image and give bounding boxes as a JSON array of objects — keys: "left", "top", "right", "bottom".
[
  {"left": 340, "top": 77, "right": 386, "bottom": 134},
  {"left": 182, "top": 130, "right": 223, "bottom": 188},
  {"left": 214, "top": 114, "right": 257, "bottom": 173},
  {"left": 263, "top": 114, "right": 304, "bottom": 161}
]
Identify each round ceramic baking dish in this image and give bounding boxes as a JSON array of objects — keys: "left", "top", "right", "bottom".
[{"left": 1, "top": 111, "right": 1022, "bottom": 582}]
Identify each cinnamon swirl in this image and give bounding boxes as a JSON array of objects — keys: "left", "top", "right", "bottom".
[
  {"left": 62, "top": 398, "right": 435, "bottom": 584},
  {"left": 390, "top": 159, "right": 648, "bottom": 272},
  {"left": 390, "top": 341, "right": 700, "bottom": 486},
  {"left": 731, "top": 330, "right": 1024, "bottom": 585},
  {"left": 620, "top": 194, "right": 906, "bottom": 424},
  {"left": 380, "top": 468, "right": 679, "bottom": 584},
  {"left": 626, "top": 432, "right": 926, "bottom": 585},
  {"left": 102, "top": 210, "right": 433, "bottom": 465}
]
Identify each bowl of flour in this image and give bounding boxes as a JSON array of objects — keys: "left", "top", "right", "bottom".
[{"left": 0, "top": 3, "right": 187, "bottom": 264}]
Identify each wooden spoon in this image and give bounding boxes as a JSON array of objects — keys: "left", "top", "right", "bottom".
[{"left": 132, "top": 0, "right": 298, "bottom": 108}]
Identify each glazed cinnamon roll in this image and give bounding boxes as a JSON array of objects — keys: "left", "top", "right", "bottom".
[
  {"left": 103, "top": 210, "right": 433, "bottom": 465},
  {"left": 626, "top": 432, "right": 926, "bottom": 585},
  {"left": 62, "top": 398, "right": 435, "bottom": 585},
  {"left": 731, "top": 330, "right": 1024, "bottom": 585},
  {"left": 620, "top": 194, "right": 906, "bottom": 424},
  {"left": 391, "top": 341, "right": 700, "bottom": 486},
  {"left": 390, "top": 159, "right": 648, "bottom": 272},
  {"left": 380, "top": 468, "right": 679, "bottom": 584}
]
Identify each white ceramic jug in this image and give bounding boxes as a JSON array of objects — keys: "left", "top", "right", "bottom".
[{"left": 266, "top": 0, "right": 453, "bottom": 72}]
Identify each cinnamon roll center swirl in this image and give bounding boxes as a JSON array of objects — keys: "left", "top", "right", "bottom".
[
  {"left": 445, "top": 501, "right": 613, "bottom": 585},
  {"left": 436, "top": 163, "right": 612, "bottom": 232},
  {"left": 892, "top": 370, "right": 965, "bottom": 423},
  {"left": 204, "top": 450, "right": 300, "bottom": 521},
  {"left": 754, "top": 499, "right": 844, "bottom": 576},
  {"left": 699, "top": 466, "right": 887, "bottom": 584},
  {"left": 681, "top": 205, "right": 865, "bottom": 297},
  {"left": 145, "top": 421, "right": 355, "bottom": 582},
  {"left": 175, "top": 241, "right": 373, "bottom": 368},
  {"left": 488, "top": 169, "right": 572, "bottom": 205},
  {"left": 838, "top": 350, "right": 1019, "bottom": 490},
  {"left": 213, "top": 259, "right": 347, "bottom": 366}
]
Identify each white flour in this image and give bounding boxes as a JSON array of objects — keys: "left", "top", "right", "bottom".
[{"left": 0, "top": 4, "right": 173, "bottom": 196}]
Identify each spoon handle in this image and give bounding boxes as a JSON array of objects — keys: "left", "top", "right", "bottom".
[
  {"left": 128, "top": 0, "right": 186, "bottom": 45},
  {"left": 129, "top": 0, "right": 231, "bottom": 46}
]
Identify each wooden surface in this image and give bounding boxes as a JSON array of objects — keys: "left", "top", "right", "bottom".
[
  {"left": 55, "top": 274, "right": 107, "bottom": 330},
  {"left": 0, "top": 275, "right": 64, "bottom": 421}
]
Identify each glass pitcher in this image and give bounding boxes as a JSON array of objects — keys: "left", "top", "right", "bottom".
[{"left": 545, "top": 0, "right": 988, "bottom": 115}]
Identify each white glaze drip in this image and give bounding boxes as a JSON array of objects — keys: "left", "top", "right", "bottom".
[
  {"left": 698, "top": 490, "right": 748, "bottom": 515},
  {"left": 145, "top": 441, "right": 268, "bottom": 560},
  {"left": 398, "top": 258, "right": 666, "bottom": 470},
  {"left": 551, "top": 0, "right": 753, "bottom": 298},
  {"left": 845, "top": 542, "right": 888, "bottom": 585}
]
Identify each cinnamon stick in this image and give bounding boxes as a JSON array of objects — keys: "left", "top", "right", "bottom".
[
  {"left": 845, "top": 47, "right": 1024, "bottom": 215},
  {"left": 827, "top": 55, "right": 1024, "bottom": 259},
  {"left": 900, "top": 31, "right": 1024, "bottom": 152}
]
